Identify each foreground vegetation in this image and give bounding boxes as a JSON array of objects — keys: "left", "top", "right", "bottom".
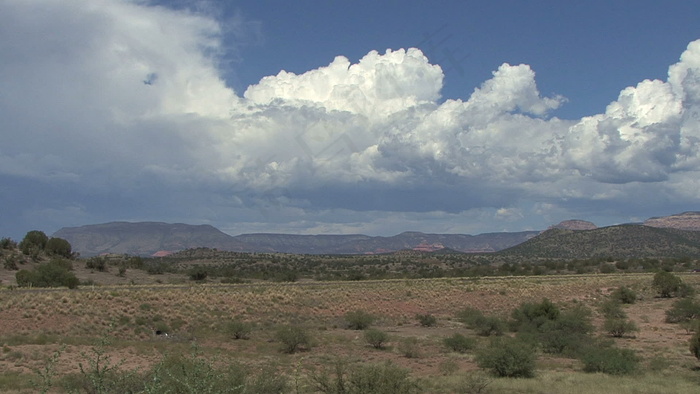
[{"left": 2, "top": 232, "right": 700, "bottom": 392}]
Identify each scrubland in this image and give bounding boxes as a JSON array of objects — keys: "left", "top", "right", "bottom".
[{"left": 1, "top": 272, "right": 700, "bottom": 393}]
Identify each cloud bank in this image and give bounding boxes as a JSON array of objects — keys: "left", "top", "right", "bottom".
[{"left": 1, "top": 0, "right": 699, "bottom": 237}]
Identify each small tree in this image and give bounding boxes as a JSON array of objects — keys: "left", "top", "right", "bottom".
[
  {"left": 344, "top": 310, "right": 375, "bottom": 330},
  {"left": 364, "top": 329, "right": 389, "bottom": 349},
  {"left": 275, "top": 325, "right": 311, "bottom": 354},
  {"left": 225, "top": 319, "right": 253, "bottom": 340},
  {"left": 604, "top": 317, "right": 639, "bottom": 338}
]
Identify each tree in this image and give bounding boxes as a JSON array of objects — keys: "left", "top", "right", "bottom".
[
  {"left": 19, "top": 230, "right": 48, "bottom": 256},
  {"left": 45, "top": 237, "right": 72, "bottom": 258}
]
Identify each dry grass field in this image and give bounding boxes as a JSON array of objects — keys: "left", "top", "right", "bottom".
[{"left": 1, "top": 273, "right": 700, "bottom": 393}]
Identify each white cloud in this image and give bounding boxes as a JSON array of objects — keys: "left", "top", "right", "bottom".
[
  {"left": 562, "top": 40, "right": 700, "bottom": 183},
  {"left": 2, "top": 0, "right": 700, "bottom": 238}
]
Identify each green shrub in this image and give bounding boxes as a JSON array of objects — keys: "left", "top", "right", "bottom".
[
  {"left": 85, "top": 257, "right": 107, "bottom": 272},
  {"left": 476, "top": 337, "right": 536, "bottom": 378},
  {"left": 580, "top": 346, "right": 639, "bottom": 375},
  {"left": 665, "top": 298, "right": 700, "bottom": 323},
  {"left": 275, "top": 325, "right": 311, "bottom": 354},
  {"left": 690, "top": 332, "right": 700, "bottom": 361},
  {"left": 348, "top": 362, "right": 418, "bottom": 394},
  {"left": 0, "top": 237, "right": 17, "bottom": 250},
  {"left": 225, "top": 319, "right": 253, "bottom": 340},
  {"left": 144, "top": 352, "right": 248, "bottom": 393},
  {"left": 474, "top": 316, "right": 506, "bottom": 337},
  {"left": 3, "top": 256, "right": 19, "bottom": 270},
  {"left": 443, "top": 333, "right": 476, "bottom": 353},
  {"left": 536, "top": 306, "right": 591, "bottom": 355},
  {"left": 15, "top": 259, "right": 79, "bottom": 289},
  {"left": 45, "top": 238, "right": 72, "bottom": 258},
  {"left": 457, "top": 307, "right": 485, "bottom": 328},
  {"left": 611, "top": 286, "right": 637, "bottom": 304},
  {"left": 189, "top": 266, "right": 209, "bottom": 281},
  {"left": 311, "top": 360, "right": 418, "bottom": 394},
  {"left": 599, "top": 299, "right": 626, "bottom": 319},
  {"left": 415, "top": 313, "right": 437, "bottom": 327},
  {"left": 398, "top": 337, "right": 420, "bottom": 358},
  {"left": 510, "top": 298, "right": 560, "bottom": 332},
  {"left": 603, "top": 317, "right": 639, "bottom": 338},
  {"left": 364, "top": 329, "right": 389, "bottom": 349},
  {"left": 344, "top": 310, "right": 375, "bottom": 330},
  {"left": 452, "top": 372, "right": 492, "bottom": 394},
  {"left": 652, "top": 271, "right": 683, "bottom": 298}
]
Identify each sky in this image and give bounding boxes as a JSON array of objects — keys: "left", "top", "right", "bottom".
[{"left": 1, "top": 0, "right": 700, "bottom": 240}]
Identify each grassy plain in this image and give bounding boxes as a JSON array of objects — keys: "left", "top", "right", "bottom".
[{"left": 1, "top": 273, "right": 699, "bottom": 392}]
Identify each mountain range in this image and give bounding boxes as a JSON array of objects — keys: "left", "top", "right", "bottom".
[{"left": 52, "top": 211, "right": 700, "bottom": 257}]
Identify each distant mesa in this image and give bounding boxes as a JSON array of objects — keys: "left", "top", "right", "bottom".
[
  {"left": 152, "top": 250, "right": 174, "bottom": 257},
  {"left": 412, "top": 242, "right": 445, "bottom": 252},
  {"left": 644, "top": 211, "right": 700, "bottom": 231},
  {"left": 549, "top": 220, "right": 597, "bottom": 231},
  {"left": 52, "top": 221, "right": 537, "bottom": 256}
]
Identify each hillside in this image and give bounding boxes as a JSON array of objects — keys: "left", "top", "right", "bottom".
[{"left": 499, "top": 224, "right": 700, "bottom": 259}]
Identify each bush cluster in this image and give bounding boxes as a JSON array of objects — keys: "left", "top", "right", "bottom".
[
  {"left": 457, "top": 307, "right": 505, "bottom": 337},
  {"left": 443, "top": 333, "right": 476, "bottom": 353},
  {"left": 476, "top": 337, "right": 536, "bottom": 378},
  {"left": 312, "top": 360, "right": 418, "bottom": 394},
  {"left": 15, "top": 259, "right": 79, "bottom": 289},
  {"left": 580, "top": 346, "right": 640, "bottom": 375},
  {"left": 652, "top": 271, "right": 694, "bottom": 298}
]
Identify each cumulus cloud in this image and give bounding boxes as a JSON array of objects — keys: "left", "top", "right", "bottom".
[
  {"left": 2, "top": 0, "right": 700, "bottom": 237},
  {"left": 562, "top": 40, "right": 700, "bottom": 183}
]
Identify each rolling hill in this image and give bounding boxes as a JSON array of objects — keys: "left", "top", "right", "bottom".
[{"left": 498, "top": 224, "right": 700, "bottom": 259}]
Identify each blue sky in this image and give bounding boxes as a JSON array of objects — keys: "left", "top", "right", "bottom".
[{"left": 1, "top": 0, "right": 700, "bottom": 241}]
